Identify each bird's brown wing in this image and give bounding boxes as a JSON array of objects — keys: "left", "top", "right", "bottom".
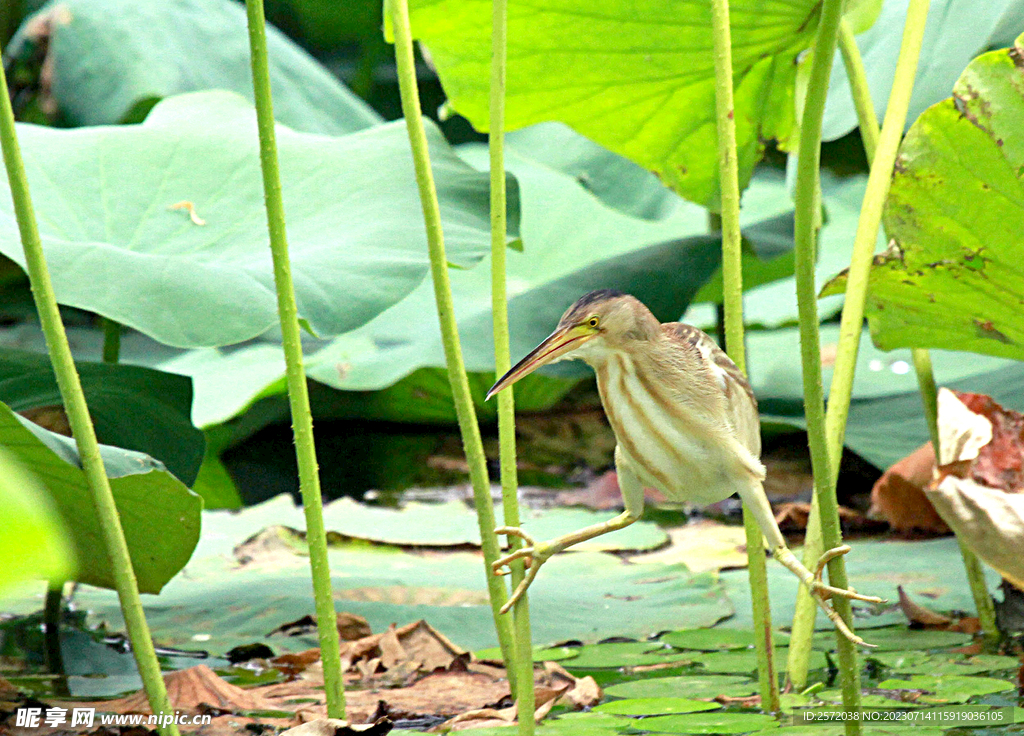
[{"left": 662, "top": 322, "right": 761, "bottom": 455}]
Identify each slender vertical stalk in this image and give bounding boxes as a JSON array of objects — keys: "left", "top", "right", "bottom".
[
  {"left": 838, "top": 20, "right": 880, "bottom": 162},
  {"left": 788, "top": 5, "right": 928, "bottom": 688},
  {"left": 911, "top": 350, "right": 998, "bottom": 637},
  {"left": 387, "top": 0, "right": 519, "bottom": 677},
  {"left": 489, "top": 0, "right": 535, "bottom": 726},
  {"left": 43, "top": 582, "right": 65, "bottom": 680},
  {"left": 242, "top": 0, "right": 345, "bottom": 715},
  {"left": 102, "top": 318, "right": 121, "bottom": 364},
  {"left": 790, "top": 0, "right": 862, "bottom": 730},
  {"left": 822, "top": 2, "right": 927, "bottom": 478},
  {"left": 708, "top": 0, "right": 779, "bottom": 711},
  {"left": 0, "top": 40, "right": 178, "bottom": 736}
]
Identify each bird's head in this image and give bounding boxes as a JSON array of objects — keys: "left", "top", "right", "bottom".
[{"left": 487, "top": 290, "right": 655, "bottom": 400}]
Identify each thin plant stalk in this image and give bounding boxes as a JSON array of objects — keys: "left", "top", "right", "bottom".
[
  {"left": 242, "top": 0, "right": 346, "bottom": 715},
  {"left": 387, "top": 0, "right": 519, "bottom": 680},
  {"left": 787, "top": 4, "right": 929, "bottom": 686},
  {"left": 911, "top": 350, "right": 998, "bottom": 636},
  {"left": 0, "top": 43, "right": 178, "bottom": 736},
  {"left": 102, "top": 318, "right": 121, "bottom": 364},
  {"left": 489, "top": 0, "right": 535, "bottom": 724},
  {"left": 708, "top": 0, "right": 779, "bottom": 711},
  {"left": 790, "top": 0, "right": 862, "bottom": 729}
]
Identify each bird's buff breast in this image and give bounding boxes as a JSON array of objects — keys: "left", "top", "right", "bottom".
[{"left": 595, "top": 353, "right": 750, "bottom": 506}]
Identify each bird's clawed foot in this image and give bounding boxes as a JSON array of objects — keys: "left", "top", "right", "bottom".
[
  {"left": 774, "top": 544, "right": 886, "bottom": 647},
  {"left": 492, "top": 526, "right": 553, "bottom": 614},
  {"left": 810, "top": 546, "right": 885, "bottom": 605}
]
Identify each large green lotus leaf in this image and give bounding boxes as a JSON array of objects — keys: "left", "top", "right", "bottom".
[
  {"left": 825, "top": 38, "right": 1024, "bottom": 359},
  {"left": 662, "top": 628, "right": 789, "bottom": 652},
  {"left": 15, "top": 496, "right": 732, "bottom": 653},
  {"left": 717, "top": 538, "right": 1001, "bottom": 632},
  {"left": 811, "top": 627, "right": 973, "bottom": 653},
  {"left": 593, "top": 697, "right": 720, "bottom": 716},
  {"left": 13, "top": 0, "right": 381, "bottom": 133},
  {"left": 685, "top": 173, "right": 878, "bottom": 331},
  {"left": 0, "top": 447, "right": 75, "bottom": 598},
  {"left": 320, "top": 497, "right": 667, "bottom": 551},
  {"left": 603, "top": 675, "right": 757, "bottom": 701},
  {"left": 0, "top": 91, "right": 515, "bottom": 348},
  {"left": 869, "top": 651, "right": 1021, "bottom": 676},
  {"left": 821, "top": 0, "right": 1022, "bottom": 141},
  {"left": 404, "top": 0, "right": 819, "bottom": 209},
  {"left": 298, "top": 153, "right": 795, "bottom": 390},
  {"left": 0, "top": 402, "right": 201, "bottom": 593},
  {"left": 874, "top": 675, "right": 1014, "bottom": 704},
  {"left": 0, "top": 347, "right": 203, "bottom": 485},
  {"left": 628, "top": 712, "right": 778, "bottom": 734},
  {"left": 504, "top": 122, "right": 683, "bottom": 221},
  {"left": 102, "top": 147, "right": 797, "bottom": 428},
  {"left": 558, "top": 641, "right": 696, "bottom": 669},
  {"left": 747, "top": 324, "right": 1023, "bottom": 469},
  {"left": 689, "top": 647, "right": 827, "bottom": 674}
]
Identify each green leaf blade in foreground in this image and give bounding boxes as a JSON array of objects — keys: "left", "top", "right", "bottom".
[
  {"left": 835, "top": 35, "right": 1024, "bottom": 359},
  {"left": 0, "top": 447, "right": 75, "bottom": 597},
  {"left": 0, "top": 402, "right": 201, "bottom": 594},
  {"left": 0, "top": 348, "right": 203, "bottom": 485},
  {"left": 14, "top": 0, "right": 381, "bottom": 133},
  {"left": 0, "top": 91, "right": 517, "bottom": 348},
  {"left": 407, "top": 0, "right": 820, "bottom": 208}
]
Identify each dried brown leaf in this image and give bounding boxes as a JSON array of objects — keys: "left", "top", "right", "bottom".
[
  {"left": 336, "top": 613, "right": 373, "bottom": 642},
  {"left": 555, "top": 470, "right": 665, "bottom": 510},
  {"left": 869, "top": 442, "right": 949, "bottom": 534},
  {"left": 949, "top": 391, "right": 1024, "bottom": 491},
  {"left": 897, "top": 585, "right": 953, "bottom": 627},
  {"left": 60, "top": 665, "right": 277, "bottom": 715},
  {"left": 561, "top": 676, "right": 601, "bottom": 709},
  {"left": 278, "top": 717, "right": 392, "bottom": 736},
  {"left": 925, "top": 476, "right": 1024, "bottom": 590},
  {"left": 775, "top": 502, "right": 884, "bottom": 533}
]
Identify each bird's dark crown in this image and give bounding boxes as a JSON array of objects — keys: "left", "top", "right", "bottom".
[{"left": 565, "top": 289, "right": 626, "bottom": 320}]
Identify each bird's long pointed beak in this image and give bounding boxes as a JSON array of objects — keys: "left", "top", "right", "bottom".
[{"left": 486, "top": 325, "right": 593, "bottom": 400}]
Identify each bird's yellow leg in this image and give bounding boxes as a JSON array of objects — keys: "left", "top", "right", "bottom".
[
  {"left": 736, "top": 481, "right": 884, "bottom": 647},
  {"left": 493, "top": 447, "right": 645, "bottom": 614}
]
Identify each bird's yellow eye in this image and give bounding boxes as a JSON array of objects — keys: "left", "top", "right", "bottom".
[{"left": 587, "top": 316, "right": 599, "bottom": 328}]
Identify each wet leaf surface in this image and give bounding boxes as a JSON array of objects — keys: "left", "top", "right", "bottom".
[
  {"left": 603, "top": 675, "right": 757, "bottom": 701},
  {"left": 592, "top": 696, "right": 720, "bottom": 715}
]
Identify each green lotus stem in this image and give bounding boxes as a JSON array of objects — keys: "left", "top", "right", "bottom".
[
  {"left": 43, "top": 581, "right": 65, "bottom": 683},
  {"left": 824, "top": 2, "right": 927, "bottom": 487},
  {"left": 788, "top": 22, "right": 872, "bottom": 691},
  {"left": 911, "top": 350, "right": 998, "bottom": 637},
  {"left": 489, "top": 0, "right": 536, "bottom": 724},
  {"left": 837, "top": 21, "right": 880, "bottom": 162},
  {"left": 708, "top": 0, "right": 779, "bottom": 711},
  {"left": 0, "top": 41, "right": 178, "bottom": 736},
  {"left": 102, "top": 318, "right": 121, "bottom": 364},
  {"left": 787, "top": 6, "right": 928, "bottom": 688},
  {"left": 242, "top": 0, "right": 346, "bottom": 715},
  {"left": 791, "top": 0, "right": 862, "bottom": 730},
  {"left": 387, "top": 0, "right": 519, "bottom": 679}
]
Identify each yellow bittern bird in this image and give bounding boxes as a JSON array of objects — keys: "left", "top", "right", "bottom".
[{"left": 487, "top": 290, "right": 882, "bottom": 645}]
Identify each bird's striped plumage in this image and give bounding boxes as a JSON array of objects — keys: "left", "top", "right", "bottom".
[
  {"left": 487, "top": 290, "right": 884, "bottom": 643},
  {"left": 592, "top": 322, "right": 765, "bottom": 506}
]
